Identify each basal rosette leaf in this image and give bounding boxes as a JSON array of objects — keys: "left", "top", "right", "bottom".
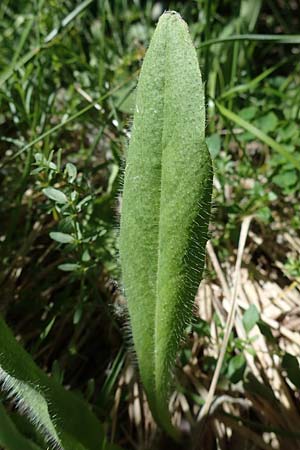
[{"left": 119, "top": 11, "right": 213, "bottom": 436}]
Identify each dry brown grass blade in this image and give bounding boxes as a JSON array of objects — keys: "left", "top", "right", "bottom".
[
  {"left": 217, "top": 414, "right": 275, "bottom": 450},
  {"left": 206, "top": 240, "right": 261, "bottom": 380},
  {"left": 198, "top": 216, "right": 252, "bottom": 421}
]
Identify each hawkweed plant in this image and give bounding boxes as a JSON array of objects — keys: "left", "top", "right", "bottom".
[{"left": 119, "top": 11, "right": 213, "bottom": 438}]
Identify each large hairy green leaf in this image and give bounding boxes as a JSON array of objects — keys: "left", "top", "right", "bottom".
[
  {"left": 119, "top": 11, "right": 212, "bottom": 436},
  {"left": 0, "top": 401, "right": 41, "bottom": 450},
  {"left": 0, "top": 316, "right": 121, "bottom": 450}
]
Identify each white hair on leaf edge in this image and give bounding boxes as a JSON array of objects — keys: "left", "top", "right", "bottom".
[{"left": 0, "top": 366, "right": 63, "bottom": 450}]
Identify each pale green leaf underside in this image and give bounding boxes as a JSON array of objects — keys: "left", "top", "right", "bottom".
[{"left": 119, "top": 12, "right": 212, "bottom": 435}]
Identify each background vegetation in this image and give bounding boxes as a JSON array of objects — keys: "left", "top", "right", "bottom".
[{"left": 0, "top": 0, "right": 300, "bottom": 449}]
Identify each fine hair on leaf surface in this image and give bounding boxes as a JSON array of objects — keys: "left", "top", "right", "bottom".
[
  {"left": 119, "top": 11, "right": 213, "bottom": 438},
  {"left": 0, "top": 367, "right": 62, "bottom": 449},
  {"left": 0, "top": 316, "right": 121, "bottom": 450},
  {"left": 0, "top": 400, "right": 42, "bottom": 450}
]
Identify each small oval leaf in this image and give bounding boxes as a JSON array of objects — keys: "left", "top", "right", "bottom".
[
  {"left": 243, "top": 304, "right": 259, "bottom": 333},
  {"left": 43, "top": 187, "right": 68, "bottom": 204},
  {"left": 58, "top": 263, "right": 80, "bottom": 271},
  {"left": 65, "top": 163, "right": 77, "bottom": 182},
  {"left": 50, "top": 232, "right": 74, "bottom": 244}
]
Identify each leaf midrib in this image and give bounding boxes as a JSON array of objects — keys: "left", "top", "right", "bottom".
[{"left": 154, "top": 19, "right": 170, "bottom": 401}]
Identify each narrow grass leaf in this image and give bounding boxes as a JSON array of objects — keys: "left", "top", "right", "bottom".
[
  {"left": 44, "top": 0, "right": 93, "bottom": 43},
  {"left": 198, "top": 33, "right": 300, "bottom": 49},
  {"left": 0, "top": 0, "right": 93, "bottom": 88},
  {"left": 219, "top": 63, "right": 282, "bottom": 100},
  {"left": 12, "top": 74, "right": 137, "bottom": 160},
  {"left": 216, "top": 101, "right": 300, "bottom": 170}
]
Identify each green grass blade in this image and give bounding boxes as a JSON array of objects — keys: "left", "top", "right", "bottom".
[
  {"left": 240, "top": 0, "right": 262, "bottom": 32},
  {"left": 0, "top": 316, "right": 119, "bottom": 450},
  {"left": 10, "top": 74, "right": 136, "bottom": 160},
  {"left": 216, "top": 101, "right": 300, "bottom": 170},
  {"left": 198, "top": 33, "right": 300, "bottom": 49},
  {"left": 10, "top": 15, "right": 35, "bottom": 67},
  {"left": 0, "top": 15, "right": 35, "bottom": 88},
  {"left": 0, "top": 46, "right": 40, "bottom": 89},
  {"left": 44, "top": 0, "right": 93, "bottom": 43},
  {"left": 218, "top": 63, "right": 283, "bottom": 100},
  {"left": 119, "top": 11, "right": 212, "bottom": 437},
  {"left": 0, "top": 0, "right": 93, "bottom": 88}
]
